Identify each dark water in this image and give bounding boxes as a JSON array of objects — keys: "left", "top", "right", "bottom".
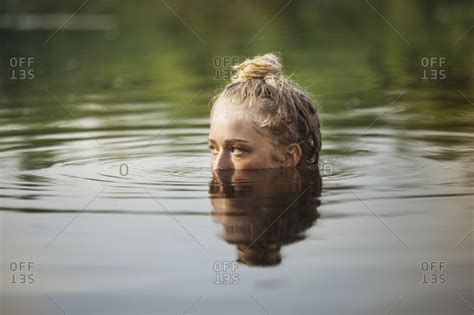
[{"left": 1, "top": 1, "right": 473, "bottom": 314}]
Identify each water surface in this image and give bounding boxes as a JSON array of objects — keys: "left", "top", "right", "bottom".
[{"left": 1, "top": 1, "right": 473, "bottom": 314}]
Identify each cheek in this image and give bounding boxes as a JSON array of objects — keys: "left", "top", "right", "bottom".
[{"left": 232, "top": 150, "right": 279, "bottom": 169}]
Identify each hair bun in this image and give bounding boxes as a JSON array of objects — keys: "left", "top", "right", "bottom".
[{"left": 232, "top": 53, "right": 283, "bottom": 83}]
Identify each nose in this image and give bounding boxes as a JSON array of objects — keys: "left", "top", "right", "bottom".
[{"left": 213, "top": 151, "right": 234, "bottom": 170}]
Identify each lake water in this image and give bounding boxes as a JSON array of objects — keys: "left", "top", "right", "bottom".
[{"left": 1, "top": 1, "right": 473, "bottom": 314}]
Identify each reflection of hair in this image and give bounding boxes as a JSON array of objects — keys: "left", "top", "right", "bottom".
[
  {"left": 212, "top": 53, "right": 321, "bottom": 166},
  {"left": 209, "top": 168, "right": 321, "bottom": 267},
  {"left": 236, "top": 244, "right": 282, "bottom": 267}
]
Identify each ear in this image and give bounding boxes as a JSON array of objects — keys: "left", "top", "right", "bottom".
[{"left": 283, "top": 144, "right": 302, "bottom": 167}]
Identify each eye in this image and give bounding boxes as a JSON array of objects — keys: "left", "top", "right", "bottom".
[
  {"left": 231, "top": 146, "right": 245, "bottom": 155},
  {"left": 208, "top": 144, "right": 218, "bottom": 155}
]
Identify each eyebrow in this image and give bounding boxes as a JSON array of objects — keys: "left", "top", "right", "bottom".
[{"left": 208, "top": 138, "right": 250, "bottom": 144}]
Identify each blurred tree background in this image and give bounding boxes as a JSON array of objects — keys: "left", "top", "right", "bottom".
[{"left": 0, "top": 0, "right": 472, "bottom": 159}]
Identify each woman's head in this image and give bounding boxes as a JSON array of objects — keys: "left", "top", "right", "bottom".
[{"left": 209, "top": 53, "right": 321, "bottom": 170}]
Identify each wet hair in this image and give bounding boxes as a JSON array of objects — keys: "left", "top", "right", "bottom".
[{"left": 212, "top": 53, "right": 321, "bottom": 166}]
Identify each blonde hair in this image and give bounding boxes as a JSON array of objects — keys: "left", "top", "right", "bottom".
[{"left": 212, "top": 53, "right": 321, "bottom": 166}]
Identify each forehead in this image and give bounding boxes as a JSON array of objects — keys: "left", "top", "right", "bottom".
[
  {"left": 209, "top": 99, "right": 260, "bottom": 140},
  {"left": 211, "top": 96, "right": 253, "bottom": 118}
]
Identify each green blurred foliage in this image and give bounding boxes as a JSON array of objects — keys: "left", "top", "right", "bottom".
[{"left": 0, "top": 0, "right": 473, "bottom": 154}]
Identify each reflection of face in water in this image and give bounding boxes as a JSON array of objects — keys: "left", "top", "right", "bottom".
[{"left": 209, "top": 168, "right": 321, "bottom": 267}]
